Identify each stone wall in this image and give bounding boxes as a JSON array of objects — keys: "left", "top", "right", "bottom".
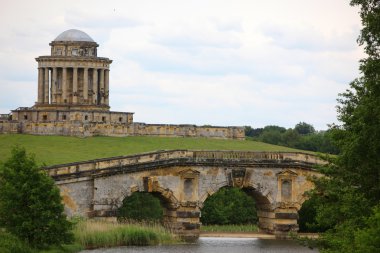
[{"left": 0, "top": 120, "right": 245, "bottom": 139}]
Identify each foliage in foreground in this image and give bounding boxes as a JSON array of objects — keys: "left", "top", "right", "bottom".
[
  {"left": 201, "top": 187, "right": 257, "bottom": 225},
  {"left": 117, "top": 192, "right": 164, "bottom": 222},
  {"left": 74, "top": 219, "right": 179, "bottom": 249},
  {"left": 0, "top": 147, "right": 73, "bottom": 249},
  {"left": 0, "top": 230, "right": 32, "bottom": 253},
  {"left": 298, "top": 196, "right": 332, "bottom": 233},
  {"left": 304, "top": 1, "right": 380, "bottom": 252}
]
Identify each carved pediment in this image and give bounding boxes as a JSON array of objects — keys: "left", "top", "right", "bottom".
[
  {"left": 276, "top": 169, "right": 298, "bottom": 177},
  {"left": 179, "top": 168, "right": 200, "bottom": 177}
]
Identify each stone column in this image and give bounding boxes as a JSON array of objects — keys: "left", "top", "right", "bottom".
[
  {"left": 51, "top": 67, "right": 57, "bottom": 103},
  {"left": 72, "top": 67, "right": 78, "bottom": 104},
  {"left": 99, "top": 69, "right": 104, "bottom": 104},
  {"left": 104, "top": 69, "right": 109, "bottom": 105},
  {"left": 62, "top": 67, "right": 67, "bottom": 103},
  {"left": 44, "top": 68, "right": 49, "bottom": 104},
  {"left": 37, "top": 68, "right": 44, "bottom": 103},
  {"left": 92, "top": 69, "right": 98, "bottom": 105},
  {"left": 83, "top": 68, "right": 88, "bottom": 103}
]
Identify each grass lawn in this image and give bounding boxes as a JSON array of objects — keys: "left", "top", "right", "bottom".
[{"left": 0, "top": 134, "right": 306, "bottom": 166}]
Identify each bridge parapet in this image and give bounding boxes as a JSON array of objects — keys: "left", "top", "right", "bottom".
[
  {"left": 192, "top": 150, "right": 324, "bottom": 164},
  {"left": 45, "top": 150, "right": 325, "bottom": 181}
]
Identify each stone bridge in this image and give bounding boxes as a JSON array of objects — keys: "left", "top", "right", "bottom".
[{"left": 45, "top": 150, "right": 325, "bottom": 240}]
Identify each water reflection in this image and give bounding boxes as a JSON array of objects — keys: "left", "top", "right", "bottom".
[{"left": 81, "top": 237, "right": 318, "bottom": 253}]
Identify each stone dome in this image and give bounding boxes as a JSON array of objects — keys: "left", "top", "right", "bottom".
[{"left": 54, "top": 29, "right": 94, "bottom": 42}]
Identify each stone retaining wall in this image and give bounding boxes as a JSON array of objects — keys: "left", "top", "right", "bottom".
[{"left": 0, "top": 121, "right": 245, "bottom": 139}]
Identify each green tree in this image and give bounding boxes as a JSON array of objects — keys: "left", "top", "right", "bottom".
[
  {"left": 281, "top": 129, "right": 300, "bottom": 147},
  {"left": 200, "top": 187, "right": 257, "bottom": 225},
  {"left": 0, "top": 231, "right": 32, "bottom": 253},
  {"left": 298, "top": 196, "right": 332, "bottom": 233},
  {"left": 332, "top": 0, "right": 380, "bottom": 203},
  {"left": 354, "top": 205, "right": 380, "bottom": 253},
  {"left": 294, "top": 131, "right": 339, "bottom": 154},
  {"left": 294, "top": 122, "right": 316, "bottom": 135},
  {"left": 244, "top": 126, "right": 263, "bottom": 138},
  {"left": 305, "top": 1, "right": 380, "bottom": 252},
  {"left": 0, "top": 147, "right": 73, "bottom": 249},
  {"left": 117, "top": 192, "right": 164, "bottom": 222}
]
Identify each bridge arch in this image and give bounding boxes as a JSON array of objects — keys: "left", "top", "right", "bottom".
[
  {"left": 116, "top": 185, "right": 182, "bottom": 228},
  {"left": 199, "top": 180, "right": 276, "bottom": 232},
  {"left": 118, "top": 184, "right": 180, "bottom": 210}
]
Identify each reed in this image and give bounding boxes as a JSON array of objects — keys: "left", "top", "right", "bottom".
[
  {"left": 73, "top": 219, "right": 179, "bottom": 249},
  {"left": 201, "top": 224, "right": 259, "bottom": 232}
]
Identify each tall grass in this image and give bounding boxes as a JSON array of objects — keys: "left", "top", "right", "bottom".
[
  {"left": 0, "top": 220, "right": 178, "bottom": 253},
  {"left": 73, "top": 219, "right": 179, "bottom": 249},
  {"left": 201, "top": 224, "right": 259, "bottom": 233}
]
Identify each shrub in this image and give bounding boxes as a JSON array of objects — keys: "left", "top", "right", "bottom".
[{"left": 0, "top": 147, "right": 73, "bottom": 249}]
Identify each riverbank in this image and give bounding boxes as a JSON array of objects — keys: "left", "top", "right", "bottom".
[
  {"left": 201, "top": 231, "right": 275, "bottom": 239},
  {"left": 201, "top": 224, "right": 259, "bottom": 233},
  {"left": 200, "top": 231, "right": 319, "bottom": 239}
]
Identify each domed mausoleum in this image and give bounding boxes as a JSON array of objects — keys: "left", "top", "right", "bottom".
[
  {"left": 0, "top": 29, "right": 244, "bottom": 139},
  {"left": 8, "top": 29, "right": 133, "bottom": 130},
  {"left": 36, "top": 29, "right": 111, "bottom": 110}
]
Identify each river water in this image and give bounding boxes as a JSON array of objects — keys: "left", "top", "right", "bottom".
[{"left": 81, "top": 237, "right": 319, "bottom": 253}]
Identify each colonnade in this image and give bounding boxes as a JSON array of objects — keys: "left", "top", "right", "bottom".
[{"left": 37, "top": 67, "right": 109, "bottom": 106}]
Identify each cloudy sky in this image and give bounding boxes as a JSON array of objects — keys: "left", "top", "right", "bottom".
[{"left": 0, "top": 0, "right": 363, "bottom": 130}]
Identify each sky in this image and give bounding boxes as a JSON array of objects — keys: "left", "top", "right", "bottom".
[{"left": 0, "top": 0, "right": 363, "bottom": 130}]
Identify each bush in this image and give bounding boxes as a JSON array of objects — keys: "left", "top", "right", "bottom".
[
  {"left": 298, "top": 197, "right": 331, "bottom": 233},
  {"left": 0, "top": 231, "right": 32, "bottom": 253},
  {"left": 0, "top": 147, "right": 73, "bottom": 249},
  {"left": 117, "top": 192, "right": 164, "bottom": 222},
  {"left": 354, "top": 205, "right": 380, "bottom": 253},
  {"left": 201, "top": 187, "right": 257, "bottom": 225}
]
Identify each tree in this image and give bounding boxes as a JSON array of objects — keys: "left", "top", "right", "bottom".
[
  {"left": 0, "top": 147, "right": 73, "bottom": 249},
  {"left": 259, "top": 125, "right": 287, "bottom": 145},
  {"left": 117, "top": 192, "right": 164, "bottom": 222},
  {"left": 244, "top": 126, "right": 263, "bottom": 138},
  {"left": 294, "top": 122, "right": 316, "bottom": 135},
  {"left": 200, "top": 187, "right": 257, "bottom": 225},
  {"left": 331, "top": 0, "right": 380, "bottom": 204},
  {"left": 281, "top": 129, "right": 300, "bottom": 147},
  {"left": 305, "top": 1, "right": 380, "bottom": 252},
  {"left": 298, "top": 197, "right": 332, "bottom": 233},
  {"left": 354, "top": 205, "right": 380, "bottom": 253},
  {"left": 263, "top": 125, "right": 287, "bottom": 133}
]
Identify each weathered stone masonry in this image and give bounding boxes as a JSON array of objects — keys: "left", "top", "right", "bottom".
[
  {"left": 45, "top": 150, "right": 324, "bottom": 240},
  {"left": 0, "top": 29, "right": 244, "bottom": 139}
]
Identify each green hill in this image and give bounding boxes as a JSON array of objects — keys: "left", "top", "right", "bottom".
[{"left": 0, "top": 134, "right": 307, "bottom": 166}]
